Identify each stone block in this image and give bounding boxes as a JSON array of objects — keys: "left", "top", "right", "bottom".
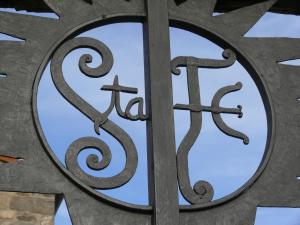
[{"left": 0, "top": 192, "right": 55, "bottom": 225}]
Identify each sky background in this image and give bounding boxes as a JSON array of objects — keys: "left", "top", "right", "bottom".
[{"left": 0, "top": 7, "right": 300, "bottom": 225}]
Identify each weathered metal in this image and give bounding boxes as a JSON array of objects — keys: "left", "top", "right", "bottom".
[
  {"left": 0, "top": 0, "right": 299, "bottom": 225},
  {"left": 171, "top": 50, "right": 250, "bottom": 205},
  {"left": 1, "top": 0, "right": 299, "bottom": 15},
  {"left": 0, "top": 155, "right": 20, "bottom": 164}
]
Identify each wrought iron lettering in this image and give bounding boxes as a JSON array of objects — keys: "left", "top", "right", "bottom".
[
  {"left": 101, "top": 75, "right": 147, "bottom": 122},
  {"left": 50, "top": 37, "right": 147, "bottom": 189},
  {"left": 171, "top": 49, "right": 249, "bottom": 204},
  {"left": 2, "top": 0, "right": 297, "bottom": 224}
]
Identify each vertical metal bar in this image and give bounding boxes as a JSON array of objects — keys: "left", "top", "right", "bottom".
[{"left": 143, "top": 1, "right": 179, "bottom": 225}]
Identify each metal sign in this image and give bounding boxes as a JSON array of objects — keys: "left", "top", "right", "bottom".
[{"left": 0, "top": 0, "right": 299, "bottom": 225}]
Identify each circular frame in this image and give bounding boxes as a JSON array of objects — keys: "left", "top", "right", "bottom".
[{"left": 32, "top": 14, "right": 275, "bottom": 212}]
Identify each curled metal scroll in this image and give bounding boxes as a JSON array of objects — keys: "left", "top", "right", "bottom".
[
  {"left": 171, "top": 49, "right": 237, "bottom": 75},
  {"left": 211, "top": 82, "right": 249, "bottom": 145},
  {"left": 172, "top": 49, "right": 249, "bottom": 205},
  {"left": 50, "top": 37, "right": 138, "bottom": 189}
]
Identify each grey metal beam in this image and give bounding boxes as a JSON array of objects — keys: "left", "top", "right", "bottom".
[{"left": 143, "top": 0, "right": 179, "bottom": 225}]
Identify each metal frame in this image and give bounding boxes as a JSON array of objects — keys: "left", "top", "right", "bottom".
[
  {"left": 1, "top": 0, "right": 300, "bottom": 15},
  {"left": 0, "top": 0, "right": 299, "bottom": 225}
]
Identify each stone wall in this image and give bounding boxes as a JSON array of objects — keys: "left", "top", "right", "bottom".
[{"left": 0, "top": 192, "right": 55, "bottom": 225}]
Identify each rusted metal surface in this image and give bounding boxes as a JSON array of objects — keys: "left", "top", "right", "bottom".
[{"left": 0, "top": 155, "right": 21, "bottom": 164}]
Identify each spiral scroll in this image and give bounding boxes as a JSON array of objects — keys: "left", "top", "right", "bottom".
[{"left": 50, "top": 37, "right": 138, "bottom": 189}]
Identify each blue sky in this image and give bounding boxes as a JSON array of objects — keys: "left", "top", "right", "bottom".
[{"left": 0, "top": 7, "right": 300, "bottom": 225}]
